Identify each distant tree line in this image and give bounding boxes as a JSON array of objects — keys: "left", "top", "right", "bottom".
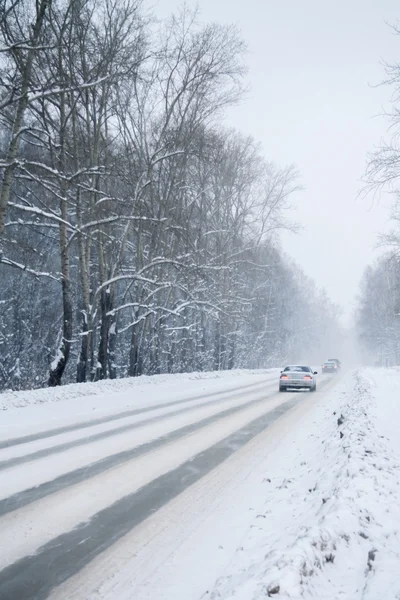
[
  {"left": 358, "top": 31, "right": 400, "bottom": 365},
  {"left": 0, "top": 0, "right": 341, "bottom": 390},
  {"left": 357, "top": 256, "right": 400, "bottom": 365}
]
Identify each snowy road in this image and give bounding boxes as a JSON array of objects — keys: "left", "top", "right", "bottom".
[{"left": 0, "top": 372, "right": 339, "bottom": 600}]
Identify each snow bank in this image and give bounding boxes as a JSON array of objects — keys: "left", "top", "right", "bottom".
[
  {"left": 0, "top": 369, "right": 276, "bottom": 412},
  {"left": 210, "top": 369, "right": 400, "bottom": 600}
]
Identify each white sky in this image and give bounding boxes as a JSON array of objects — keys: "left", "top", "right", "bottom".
[{"left": 156, "top": 0, "right": 400, "bottom": 323}]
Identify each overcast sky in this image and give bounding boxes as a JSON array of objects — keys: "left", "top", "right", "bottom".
[{"left": 156, "top": 0, "right": 400, "bottom": 324}]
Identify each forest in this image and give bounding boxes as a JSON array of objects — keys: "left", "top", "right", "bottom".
[
  {"left": 0, "top": 0, "right": 341, "bottom": 390},
  {"left": 357, "top": 33, "right": 400, "bottom": 367}
]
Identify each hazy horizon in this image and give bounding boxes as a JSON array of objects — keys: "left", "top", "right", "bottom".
[{"left": 156, "top": 0, "right": 400, "bottom": 325}]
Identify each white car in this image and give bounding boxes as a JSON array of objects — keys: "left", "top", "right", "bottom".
[{"left": 279, "top": 365, "right": 317, "bottom": 392}]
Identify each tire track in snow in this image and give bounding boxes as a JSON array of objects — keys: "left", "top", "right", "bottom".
[
  {"left": 0, "top": 377, "right": 272, "bottom": 450},
  {"left": 0, "top": 382, "right": 279, "bottom": 517},
  {"left": 0, "top": 397, "right": 301, "bottom": 600},
  {"left": 0, "top": 380, "right": 275, "bottom": 472}
]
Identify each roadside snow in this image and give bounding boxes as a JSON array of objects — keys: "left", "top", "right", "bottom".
[
  {"left": 0, "top": 369, "right": 277, "bottom": 437},
  {"left": 209, "top": 368, "right": 400, "bottom": 600},
  {"left": 0, "top": 369, "right": 276, "bottom": 411}
]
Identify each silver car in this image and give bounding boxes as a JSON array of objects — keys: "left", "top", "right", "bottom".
[{"left": 279, "top": 365, "right": 317, "bottom": 392}]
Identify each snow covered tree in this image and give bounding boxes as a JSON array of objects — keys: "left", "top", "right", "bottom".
[
  {"left": 356, "top": 258, "right": 400, "bottom": 365},
  {"left": 0, "top": 2, "right": 342, "bottom": 390},
  {"left": 0, "top": 0, "right": 51, "bottom": 243}
]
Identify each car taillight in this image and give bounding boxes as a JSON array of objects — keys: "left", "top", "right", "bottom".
[
  {"left": 280, "top": 375, "right": 288, "bottom": 379},
  {"left": 303, "top": 375, "right": 312, "bottom": 380}
]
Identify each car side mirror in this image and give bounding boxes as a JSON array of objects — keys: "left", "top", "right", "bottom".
[{"left": 314, "top": 371, "right": 318, "bottom": 375}]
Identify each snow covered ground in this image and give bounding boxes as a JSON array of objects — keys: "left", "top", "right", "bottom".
[
  {"left": 0, "top": 367, "right": 399, "bottom": 600},
  {"left": 0, "top": 368, "right": 277, "bottom": 435},
  {"left": 209, "top": 368, "right": 400, "bottom": 600}
]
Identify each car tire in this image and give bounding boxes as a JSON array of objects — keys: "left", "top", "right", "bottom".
[
  {"left": 310, "top": 384, "right": 316, "bottom": 392},
  {"left": 279, "top": 386, "right": 286, "bottom": 392}
]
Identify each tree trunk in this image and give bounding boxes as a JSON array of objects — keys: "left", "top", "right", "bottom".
[
  {"left": 96, "top": 287, "right": 112, "bottom": 380},
  {"left": 213, "top": 319, "right": 221, "bottom": 371},
  {"left": 76, "top": 193, "right": 92, "bottom": 383},
  {"left": 48, "top": 219, "right": 73, "bottom": 386},
  {"left": 128, "top": 321, "right": 140, "bottom": 377},
  {"left": 76, "top": 311, "right": 90, "bottom": 383},
  {"left": 228, "top": 329, "right": 236, "bottom": 370},
  {"left": 48, "top": 74, "right": 72, "bottom": 387},
  {"left": 108, "top": 319, "right": 117, "bottom": 379}
]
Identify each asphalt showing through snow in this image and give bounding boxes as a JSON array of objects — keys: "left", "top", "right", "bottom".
[
  {"left": 0, "top": 378, "right": 270, "bottom": 450},
  {"left": 0, "top": 382, "right": 277, "bottom": 517},
  {"left": 0, "top": 380, "right": 275, "bottom": 472},
  {"left": 0, "top": 397, "right": 300, "bottom": 600}
]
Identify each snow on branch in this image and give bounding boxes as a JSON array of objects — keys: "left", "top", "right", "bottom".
[
  {"left": 79, "top": 215, "right": 167, "bottom": 232},
  {"left": 8, "top": 202, "right": 75, "bottom": 231},
  {"left": 118, "top": 310, "right": 155, "bottom": 333},
  {"left": 95, "top": 258, "right": 186, "bottom": 296},
  {"left": 0, "top": 255, "right": 59, "bottom": 280},
  {"left": 19, "top": 161, "right": 103, "bottom": 182}
]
